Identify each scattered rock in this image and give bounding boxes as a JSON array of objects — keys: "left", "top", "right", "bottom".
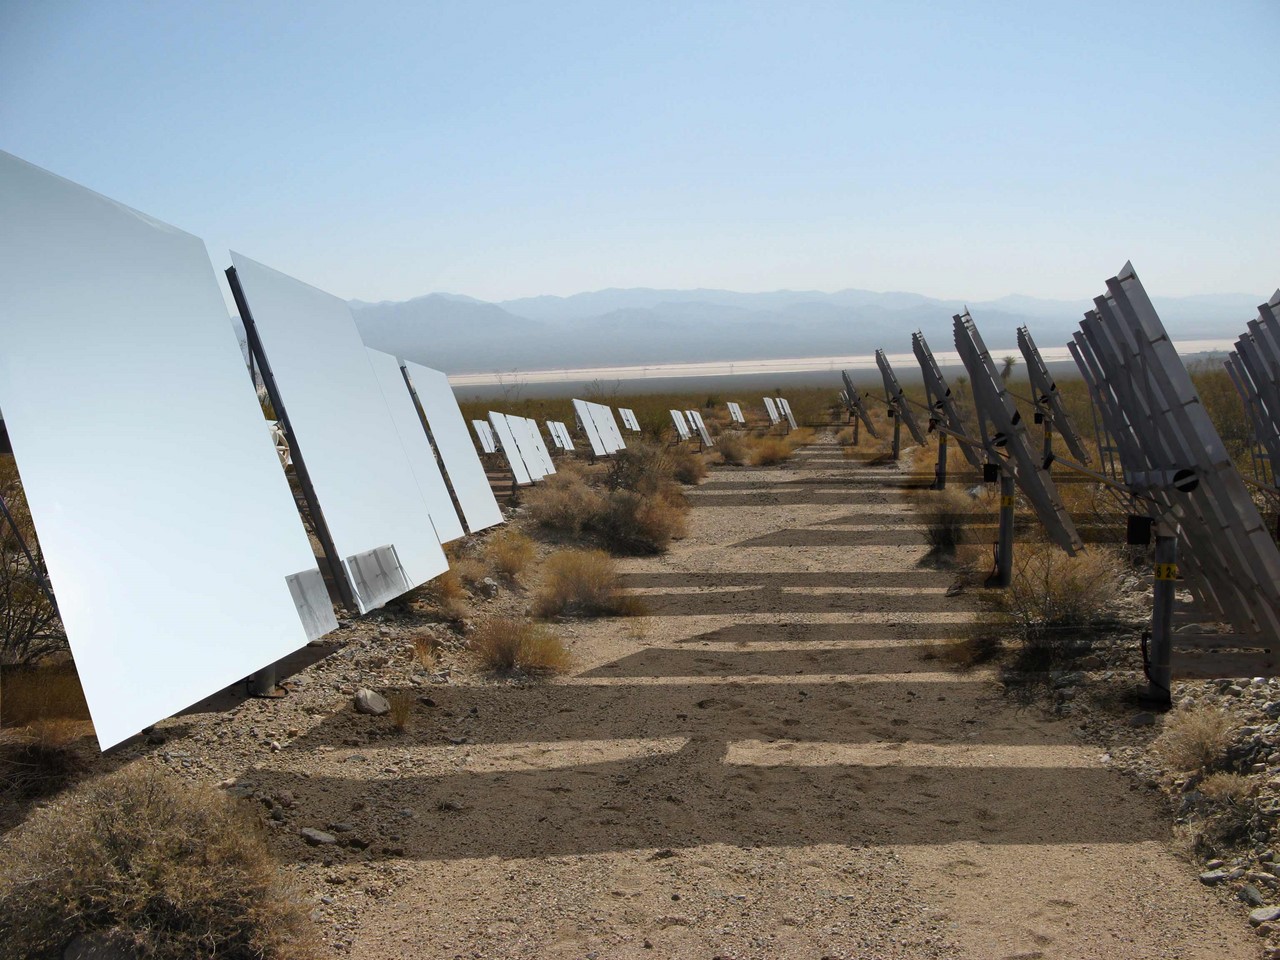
[
  {"left": 354, "top": 689, "right": 390, "bottom": 716},
  {"left": 300, "top": 828, "right": 338, "bottom": 846},
  {"left": 1240, "top": 884, "right": 1267, "bottom": 907},
  {"left": 1200, "top": 869, "right": 1234, "bottom": 886},
  {"left": 1250, "top": 906, "right": 1280, "bottom": 926},
  {"left": 1128, "top": 712, "right": 1157, "bottom": 727}
]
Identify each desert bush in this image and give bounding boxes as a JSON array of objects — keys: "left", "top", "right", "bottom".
[
  {"left": 0, "top": 461, "right": 63, "bottom": 667},
  {"left": 525, "top": 470, "right": 607, "bottom": 536},
  {"left": 451, "top": 554, "right": 489, "bottom": 589},
  {"left": 919, "top": 490, "right": 973, "bottom": 558},
  {"left": 750, "top": 437, "right": 794, "bottom": 466},
  {"left": 1, "top": 660, "right": 89, "bottom": 727},
  {"left": 669, "top": 448, "right": 708, "bottom": 485},
  {"left": 1155, "top": 705, "right": 1237, "bottom": 774},
  {"left": 0, "top": 766, "right": 317, "bottom": 960},
  {"left": 996, "top": 544, "right": 1125, "bottom": 641},
  {"left": 469, "top": 617, "right": 571, "bottom": 674},
  {"left": 532, "top": 549, "right": 644, "bottom": 619},
  {"left": 717, "top": 433, "right": 748, "bottom": 466},
  {"left": 595, "top": 489, "right": 686, "bottom": 555},
  {"left": 923, "top": 625, "right": 1004, "bottom": 671},
  {"left": 1176, "top": 772, "right": 1260, "bottom": 858},
  {"left": 485, "top": 528, "right": 536, "bottom": 578},
  {"left": 0, "top": 719, "right": 86, "bottom": 799},
  {"left": 410, "top": 569, "right": 468, "bottom": 623},
  {"left": 607, "top": 443, "right": 680, "bottom": 496}
]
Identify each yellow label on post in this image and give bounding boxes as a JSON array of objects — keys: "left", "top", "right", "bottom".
[
  {"left": 1154, "top": 563, "right": 1178, "bottom": 581},
  {"left": 1000, "top": 495, "right": 1015, "bottom": 508}
]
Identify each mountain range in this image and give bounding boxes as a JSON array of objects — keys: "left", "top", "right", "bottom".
[{"left": 349, "top": 287, "right": 1265, "bottom": 375}]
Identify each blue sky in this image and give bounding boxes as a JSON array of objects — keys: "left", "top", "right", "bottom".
[{"left": 2, "top": 1, "right": 1277, "bottom": 304}]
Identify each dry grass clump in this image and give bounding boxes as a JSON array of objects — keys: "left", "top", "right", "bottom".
[
  {"left": 410, "top": 569, "right": 469, "bottom": 623},
  {"left": 716, "top": 433, "right": 749, "bottom": 466},
  {"left": 469, "top": 617, "right": 571, "bottom": 675},
  {"left": 1, "top": 660, "right": 89, "bottom": 727},
  {"left": 388, "top": 691, "right": 414, "bottom": 732},
  {"left": 922, "top": 625, "right": 1004, "bottom": 671},
  {"left": 0, "top": 718, "right": 86, "bottom": 799},
  {"left": 750, "top": 437, "right": 795, "bottom": 466},
  {"left": 997, "top": 544, "right": 1125, "bottom": 639},
  {"left": 0, "top": 766, "right": 317, "bottom": 960},
  {"left": 669, "top": 448, "right": 708, "bottom": 485},
  {"left": 485, "top": 528, "right": 536, "bottom": 578},
  {"left": 595, "top": 489, "right": 686, "bottom": 555},
  {"left": 410, "top": 633, "right": 441, "bottom": 671},
  {"left": 525, "top": 470, "right": 607, "bottom": 536},
  {"left": 1176, "top": 772, "right": 1260, "bottom": 858},
  {"left": 1155, "top": 704, "right": 1237, "bottom": 774},
  {"left": 919, "top": 490, "right": 973, "bottom": 559},
  {"left": 450, "top": 554, "right": 489, "bottom": 589},
  {"left": 532, "top": 549, "right": 645, "bottom": 619}
]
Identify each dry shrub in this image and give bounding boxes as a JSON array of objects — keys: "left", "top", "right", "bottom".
[
  {"left": 788, "top": 427, "right": 816, "bottom": 446},
  {"left": 388, "top": 691, "right": 414, "bottom": 732},
  {"left": 0, "top": 766, "right": 317, "bottom": 960},
  {"left": 1155, "top": 704, "right": 1236, "bottom": 774},
  {"left": 451, "top": 555, "right": 489, "bottom": 588},
  {"left": 470, "top": 617, "right": 571, "bottom": 674},
  {"left": 533, "top": 549, "right": 644, "bottom": 619},
  {"left": 919, "top": 490, "right": 973, "bottom": 558},
  {"left": 1, "top": 660, "right": 89, "bottom": 727},
  {"left": 997, "top": 544, "right": 1124, "bottom": 639},
  {"left": 1177, "top": 772, "right": 1260, "bottom": 858},
  {"left": 0, "top": 719, "right": 86, "bottom": 799},
  {"left": 717, "top": 433, "right": 748, "bottom": 466},
  {"left": 525, "top": 470, "right": 606, "bottom": 536},
  {"left": 925, "top": 626, "right": 1003, "bottom": 671},
  {"left": 750, "top": 437, "right": 794, "bottom": 466},
  {"left": 485, "top": 528, "right": 535, "bottom": 578},
  {"left": 669, "top": 448, "right": 708, "bottom": 485},
  {"left": 835, "top": 426, "right": 855, "bottom": 446},
  {"left": 596, "top": 489, "right": 686, "bottom": 555}
]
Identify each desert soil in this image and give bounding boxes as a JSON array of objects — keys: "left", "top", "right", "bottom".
[{"left": 92, "top": 436, "right": 1262, "bottom": 958}]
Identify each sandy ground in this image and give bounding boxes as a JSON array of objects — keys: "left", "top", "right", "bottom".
[{"left": 217, "top": 437, "right": 1254, "bottom": 960}]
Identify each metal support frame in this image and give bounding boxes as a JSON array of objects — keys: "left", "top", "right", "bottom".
[
  {"left": 1147, "top": 528, "right": 1177, "bottom": 705},
  {"left": 993, "top": 470, "right": 1016, "bottom": 588},
  {"left": 891, "top": 413, "right": 901, "bottom": 461},
  {"left": 934, "top": 432, "right": 948, "bottom": 490},
  {"left": 226, "top": 267, "right": 354, "bottom": 696}
]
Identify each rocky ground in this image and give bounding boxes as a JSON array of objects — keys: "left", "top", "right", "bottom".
[{"left": 5, "top": 431, "right": 1277, "bottom": 958}]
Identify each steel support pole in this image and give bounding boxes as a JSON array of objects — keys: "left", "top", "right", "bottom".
[
  {"left": 1043, "top": 420, "right": 1054, "bottom": 469},
  {"left": 853, "top": 414, "right": 860, "bottom": 446},
  {"left": 1148, "top": 530, "right": 1177, "bottom": 706},
  {"left": 934, "top": 432, "right": 948, "bottom": 490},
  {"left": 250, "top": 662, "right": 279, "bottom": 697},
  {"left": 994, "top": 470, "right": 1016, "bottom": 587},
  {"left": 892, "top": 414, "right": 901, "bottom": 461}
]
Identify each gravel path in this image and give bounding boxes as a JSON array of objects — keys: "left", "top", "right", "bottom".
[{"left": 91, "top": 435, "right": 1261, "bottom": 958}]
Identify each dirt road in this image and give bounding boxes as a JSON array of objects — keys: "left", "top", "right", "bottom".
[{"left": 259, "top": 437, "right": 1257, "bottom": 958}]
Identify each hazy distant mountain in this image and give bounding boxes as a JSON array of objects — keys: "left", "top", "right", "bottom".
[{"left": 349, "top": 286, "right": 1264, "bottom": 375}]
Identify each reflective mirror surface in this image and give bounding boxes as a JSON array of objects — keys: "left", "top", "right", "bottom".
[
  {"left": 0, "top": 153, "right": 335, "bottom": 748},
  {"left": 404, "top": 362, "right": 503, "bottom": 533},
  {"left": 230, "top": 253, "right": 447, "bottom": 610}
]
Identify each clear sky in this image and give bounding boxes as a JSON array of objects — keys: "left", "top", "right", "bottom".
[{"left": 2, "top": 1, "right": 1277, "bottom": 304}]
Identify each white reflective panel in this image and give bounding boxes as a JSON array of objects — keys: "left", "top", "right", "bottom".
[
  {"left": 367, "top": 349, "right": 464, "bottom": 544},
  {"left": 555, "top": 421, "right": 576, "bottom": 452},
  {"left": 490, "top": 412, "right": 533, "bottom": 484},
  {"left": 762, "top": 397, "right": 781, "bottom": 424},
  {"left": 523, "top": 418, "right": 557, "bottom": 475},
  {"left": 573, "top": 399, "right": 608, "bottom": 456},
  {"left": 545, "top": 419, "right": 565, "bottom": 449},
  {"left": 473, "top": 420, "right": 497, "bottom": 454},
  {"left": 670, "top": 409, "right": 692, "bottom": 440},
  {"left": 0, "top": 153, "right": 336, "bottom": 749},
  {"left": 592, "top": 404, "right": 626, "bottom": 453},
  {"left": 727, "top": 402, "right": 745, "bottom": 424},
  {"left": 403, "top": 363, "right": 503, "bottom": 533},
  {"left": 619, "top": 407, "right": 640, "bottom": 431},
  {"left": 230, "top": 253, "right": 447, "bottom": 611},
  {"left": 686, "top": 410, "right": 716, "bottom": 447},
  {"left": 777, "top": 397, "right": 799, "bottom": 430},
  {"left": 508, "top": 416, "right": 545, "bottom": 480}
]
